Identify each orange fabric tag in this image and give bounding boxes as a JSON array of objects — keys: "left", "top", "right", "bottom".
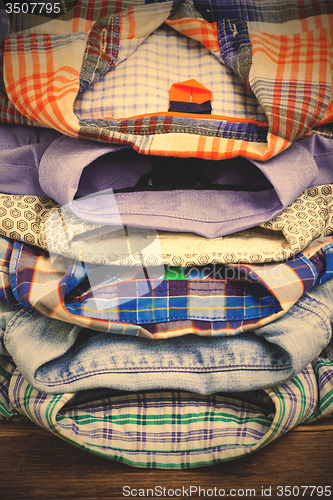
[{"left": 169, "top": 79, "right": 212, "bottom": 105}]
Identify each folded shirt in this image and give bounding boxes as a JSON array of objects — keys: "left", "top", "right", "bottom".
[
  {"left": 1, "top": 276, "right": 332, "bottom": 394},
  {"left": 1, "top": 1, "right": 333, "bottom": 162},
  {"left": 0, "top": 233, "right": 332, "bottom": 338},
  {"left": 1, "top": 346, "right": 332, "bottom": 468},
  {"left": 1, "top": 183, "right": 333, "bottom": 266},
  {"left": 2, "top": 124, "right": 333, "bottom": 237}
]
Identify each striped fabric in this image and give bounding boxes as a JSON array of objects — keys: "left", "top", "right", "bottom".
[
  {"left": 0, "top": 355, "right": 28, "bottom": 422},
  {"left": 0, "top": 346, "right": 331, "bottom": 468},
  {"left": 0, "top": 235, "right": 332, "bottom": 338},
  {"left": 1, "top": 0, "right": 333, "bottom": 160}
]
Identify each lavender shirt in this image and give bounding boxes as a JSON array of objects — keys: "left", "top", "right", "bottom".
[{"left": 1, "top": 123, "right": 333, "bottom": 237}]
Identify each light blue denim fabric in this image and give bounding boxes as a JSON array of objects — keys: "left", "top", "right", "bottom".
[
  {"left": 2, "top": 278, "right": 333, "bottom": 395},
  {"left": 0, "top": 302, "right": 25, "bottom": 356}
]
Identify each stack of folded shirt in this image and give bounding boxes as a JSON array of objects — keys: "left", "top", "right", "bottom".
[{"left": 0, "top": 0, "right": 332, "bottom": 468}]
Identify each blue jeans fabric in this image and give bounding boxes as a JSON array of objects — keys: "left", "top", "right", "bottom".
[{"left": 1, "top": 278, "right": 333, "bottom": 395}]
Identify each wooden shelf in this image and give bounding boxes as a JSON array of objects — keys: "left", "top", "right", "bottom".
[{"left": 1, "top": 419, "right": 332, "bottom": 500}]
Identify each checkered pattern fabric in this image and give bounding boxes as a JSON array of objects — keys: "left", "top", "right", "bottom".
[
  {"left": 1, "top": 0, "right": 333, "bottom": 159},
  {"left": 0, "top": 346, "right": 331, "bottom": 468},
  {"left": 74, "top": 24, "right": 264, "bottom": 122},
  {"left": 0, "top": 355, "right": 27, "bottom": 421},
  {"left": 0, "top": 235, "right": 332, "bottom": 338}
]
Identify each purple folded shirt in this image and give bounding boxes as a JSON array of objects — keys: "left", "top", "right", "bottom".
[{"left": 1, "top": 123, "right": 333, "bottom": 237}]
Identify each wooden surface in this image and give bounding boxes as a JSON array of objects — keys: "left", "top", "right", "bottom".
[{"left": 1, "top": 419, "right": 332, "bottom": 500}]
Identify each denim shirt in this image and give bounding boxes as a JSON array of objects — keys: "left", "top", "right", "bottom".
[
  {"left": 1, "top": 345, "right": 332, "bottom": 468},
  {"left": 0, "top": 276, "right": 332, "bottom": 394}
]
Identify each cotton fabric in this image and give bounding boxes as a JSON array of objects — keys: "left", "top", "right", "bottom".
[
  {"left": 1, "top": 1, "right": 333, "bottom": 162},
  {"left": 0, "top": 346, "right": 332, "bottom": 468}
]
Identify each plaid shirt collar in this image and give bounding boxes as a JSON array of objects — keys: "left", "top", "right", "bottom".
[
  {"left": 0, "top": 235, "right": 332, "bottom": 338},
  {"left": 1, "top": 0, "right": 333, "bottom": 160}
]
